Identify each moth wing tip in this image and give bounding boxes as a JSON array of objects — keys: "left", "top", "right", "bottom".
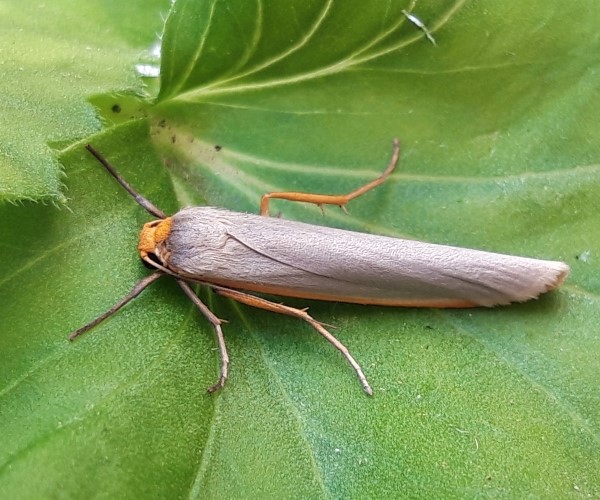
[
  {"left": 519, "top": 261, "right": 571, "bottom": 303},
  {"left": 486, "top": 261, "right": 570, "bottom": 307},
  {"left": 552, "top": 262, "right": 570, "bottom": 288}
]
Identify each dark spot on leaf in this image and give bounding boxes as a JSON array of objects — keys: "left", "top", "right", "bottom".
[{"left": 112, "top": 104, "right": 121, "bottom": 113}]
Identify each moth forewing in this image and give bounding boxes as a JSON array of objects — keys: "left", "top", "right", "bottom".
[{"left": 161, "top": 207, "right": 569, "bottom": 307}]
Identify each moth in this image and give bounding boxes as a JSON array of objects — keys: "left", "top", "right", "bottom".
[{"left": 70, "top": 141, "right": 569, "bottom": 395}]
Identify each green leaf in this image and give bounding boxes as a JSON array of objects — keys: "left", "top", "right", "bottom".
[
  {"left": 0, "top": 0, "right": 168, "bottom": 202},
  {"left": 2, "top": 0, "right": 600, "bottom": 498}
]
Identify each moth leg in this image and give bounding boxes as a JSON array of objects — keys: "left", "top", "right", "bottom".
[
  {"left": 69, "top": 272, "right": 164, "bottom": 341},
  {"left": 259, "top": 139, "right": 400, "bottom": 217},
  {"left": 177, "top": 280, "right": 229, "bottom": 394},
  {"left": 212, "top": 286, "right": 373, "bottom": 396}
]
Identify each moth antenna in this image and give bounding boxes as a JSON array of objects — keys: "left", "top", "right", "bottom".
[
  {"left": 69, "top": 272, "right": 164, "bottom": 341},
  {"left": 85, "top": 144, "right": 167, "bottom": 219}
]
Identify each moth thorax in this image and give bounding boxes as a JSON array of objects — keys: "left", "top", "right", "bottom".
[{"left": 138, "top": 217, "right": 173, "bottom": 259}]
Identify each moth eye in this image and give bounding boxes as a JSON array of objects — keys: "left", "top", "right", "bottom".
[{"left": 142, "top": 252, "right": 162, "bottom": 269}]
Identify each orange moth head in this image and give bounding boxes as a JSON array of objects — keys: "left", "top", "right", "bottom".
[{"left": 138, "top": 217, "right": 172, "bottom": 262}]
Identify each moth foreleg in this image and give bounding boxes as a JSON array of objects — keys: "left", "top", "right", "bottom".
[{"left": 177, "top": 280, "right": 229, "bottom": 394}]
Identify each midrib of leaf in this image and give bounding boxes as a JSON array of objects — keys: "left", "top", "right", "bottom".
[
  {"left": 168, "top": 0, "right": 220, "bottom": 97},
  {"left": 172, "top": 0, "right": 469, "bottom": 102},
  {"left": 188, "top": 299, "right": 331, "bottom": 498}
]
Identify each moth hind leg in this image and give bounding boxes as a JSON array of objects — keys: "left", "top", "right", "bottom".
[
  {"left": 259, "top": 139, "right": 400, "bottom": 217},
  {"left": 212, "top": 286, "right": 373, "bottom": 396}
]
